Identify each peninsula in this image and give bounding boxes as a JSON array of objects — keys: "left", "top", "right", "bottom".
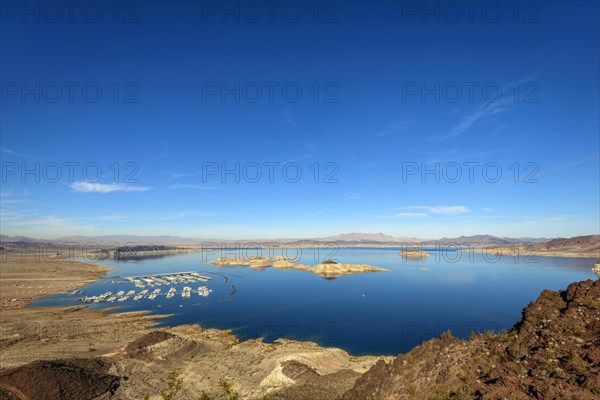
[{"left": 460, "top": 235, "right": 599, "bottom": 259}]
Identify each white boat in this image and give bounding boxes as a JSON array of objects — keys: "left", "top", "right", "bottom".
[{"left": 197, "top": 286, "right": 211, "bottom": 297}]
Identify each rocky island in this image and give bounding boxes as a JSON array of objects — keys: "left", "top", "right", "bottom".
[
  {"left": 397, "top": 249, "right": 430, "bottom": 259},
  {"left": 206, "top": 256, "right": 389, "bottom": 278}
]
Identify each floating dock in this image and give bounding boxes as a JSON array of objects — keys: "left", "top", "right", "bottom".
[
  {"left": 79, "top": 283, "right": 212, "bottom": 303},
  {"left": 124, "top": 272, "right": 211, "bottom": 288}
]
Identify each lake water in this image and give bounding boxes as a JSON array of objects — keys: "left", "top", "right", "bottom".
[{"left": 32, "top": 248, "right": 597, "bottom": 355}]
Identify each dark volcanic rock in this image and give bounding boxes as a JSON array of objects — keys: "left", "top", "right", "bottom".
[{"left": 0, "top": 358, "right": 122, "bottom": 400}]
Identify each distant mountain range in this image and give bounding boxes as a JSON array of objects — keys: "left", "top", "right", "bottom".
[
  {"left": 317, "top": 232, "right": 422, "bottom": 243},
  {"left": 421, "top": 235, "right": 551, "bottom": 246},
  {"left": 538, "top": 235, "right": 600, "bottom": 253},
  {"left": 2, "top": 232, "right": 594, "bottom": 248}
]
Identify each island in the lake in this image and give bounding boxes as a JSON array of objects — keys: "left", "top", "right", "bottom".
[
  {"left": 205, "top": 256, "right": 389, "bottom": 278},
  {"left": 397, "top": 249, "right": 430, "bottom": 259}
]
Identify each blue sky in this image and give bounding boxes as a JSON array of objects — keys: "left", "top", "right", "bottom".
[{"left": 1, "top": 1, "right": 599, "bottom": 239}]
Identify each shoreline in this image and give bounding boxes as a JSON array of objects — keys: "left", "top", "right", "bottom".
[
  {"left": 0, "top": 256, "right": 115, "bottom": 310},
  {"left": 460, "top": 247, "right": 599, "bottom": 259},
  {"left": 1, "top": 251, "right": 599, "bottom": 398},
  {"left": 0, "top": 253, "right": 173, "bottom": 370},
  {"left": 0, "top": 254, "right": 389, "bottom": 399}
]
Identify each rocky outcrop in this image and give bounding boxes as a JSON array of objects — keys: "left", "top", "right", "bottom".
[
  {"left": 206, "top": 256, "right": 293, "bottom": 268},
  {"left": 593, "top": 261, "right": 600, "bottom": 275},
  {"left": 397, "top": 249, "right": 430, "bottom": 259},
  {"left": 341, "top": 279, "right": 600, "bottom": 399},
  {"left": 0, "top": 359, "right": 122, "bottom": 400},
  {"left": 308, "top": 263, "right": 389, "bottom": 279},
  {"left": 206, "top": 257, "right": 389, "bottom": 278}
]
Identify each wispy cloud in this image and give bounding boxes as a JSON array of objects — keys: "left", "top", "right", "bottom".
[
  {"left": 0, "top": 209, "right": 24, "bottom": 221},
  {"left": 169, "top": 172, "right": 197, "bottom": 179},
  {"left": 0, "top": 191, "right": 30, "bottom": 205},
  {"left": 430, "top": 76, "right": 540, "bottom": 142},
  {"left": 398, "top": 205, "right": 471, "bottom": 215},
  {"left": 392, "top": 212, "right": 428, "bottom": 218},
  {"left": 344, "top": 193, "right": 360, "bottom": 201},
  {"left": 167, "top": 183, "right": 217, "bottom": 190},
  {"left": 98, "top": 214, "right": 131, "bottom": 221},
  {"left": 283, "top": 109, "right": 296, "bottom": 126},
  {"left": 70, "top": 181, "right": 150, "bottom": 193},
  {"left": 157, "top": 139, "right": 169, "bottom": 159},
  {"left": 153, "top": 211, "right": 218, "bottom": 220},
  {"left": 0, "top": 147, "right": 39, "bottom": 160},
  {"left": 376, "top": 121, "right": 410, "bottom": 137},
  {"left": 282, "top": 153, "right": 315, "bottom": 164},
  {"left": 489, "top": 124, "right": 508, "bottom": 136},
  {"left": 431, "top": 101, "right": 506, "bottom": 141},
  {"left": 0, "top": 198, "right": 30, "bottom": 205},
  {"left": 360, "top": 162, "right": 377, "bottom": 168},
  {"left": 7, "top": 216, "right": 96, "bottom": 230}
]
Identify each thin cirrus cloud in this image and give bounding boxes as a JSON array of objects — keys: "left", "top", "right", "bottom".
[
  {"left": 376, "top": 121, "right": 410, "bottom": 137},
  {"left": 166, "top": 183, "right": 217, "bottom": 190},
  {"left": 70, "top": 181, "right": 150, "bottom": 193},
  {"left": 398, "top": 205, "right": 471, "bottom": 215},
  {"left": 429, "top": 76, "right": 538, "bottom": 142},
  {"left": 394, "top": 212, "right": 429, "bottom": 218},
  {"left": 282, "top": 109, "right": 296, "bottom": 126},
  {"left": 429, "top": 100, "right": 507, "bottom": 141}
]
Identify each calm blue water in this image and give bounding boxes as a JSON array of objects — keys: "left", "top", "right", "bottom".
[{"left": 32, "top": 248, "right": 597, "bottom": 355}]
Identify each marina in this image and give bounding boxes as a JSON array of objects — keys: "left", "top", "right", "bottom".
[
  {"left": 124, "top": 271, "right": 211, "bottom": 288},
  {"left": 78, "top": 271, "right": 214, "bottom": 303}
]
